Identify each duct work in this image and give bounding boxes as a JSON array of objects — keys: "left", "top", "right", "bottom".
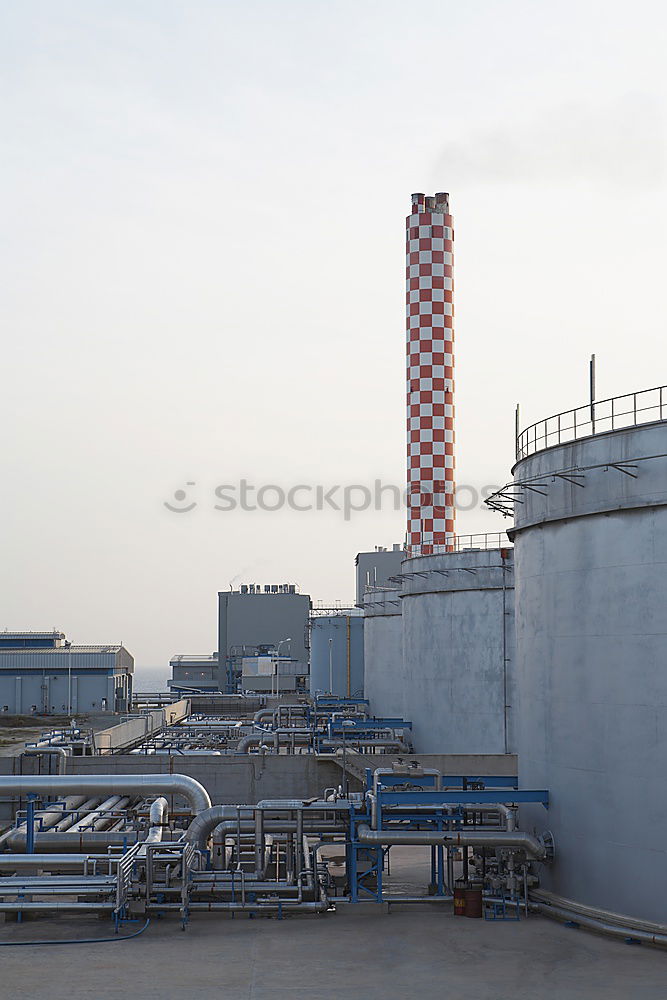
[
  {"left": 0, "top": 760, "right": 557, "bottom": 932},
  {"left": 0, "top": 773, "right": 211, "bottom": 815},
  {"left": 105, "top": 697, "right": 413, "bottom": 756}
]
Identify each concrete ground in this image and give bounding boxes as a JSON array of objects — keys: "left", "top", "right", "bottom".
[
  {"left": 0, "top": 848, "right": 665, "bottom": 999},
  {"left": 0, "top": 713, "right": 120, "bottom": 757}
]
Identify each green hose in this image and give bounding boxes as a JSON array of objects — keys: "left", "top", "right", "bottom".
[{"left": 0, "top": 916, "right": 151, "bottom": 946}]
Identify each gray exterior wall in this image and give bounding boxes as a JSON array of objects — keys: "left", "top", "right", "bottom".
[
  {"left": 0, "top": 647, "right": 133, "bottom": 714},
  {"left": 0, "top": 752, "right": 517, "bottom": 820},
  {"left": 362, "top": 590, "right": 404, "bottom": 718},
  {"left": 170, "top": 663, "right": 218, "bottom": 691},
  {"left": 309, "top": 615, "right": 364, "bottom": 698},
  {"left": 511, "top": 421, "right": 667, "bottom": 923},
  {"left": 218, "top": 592, "right": 311, "bottom": 678},
  {"left": 0, "top": 671, "right": 130, "bottom": 714},
  {"left": 401, "top": 549, "right": 514, "bottom": 754},
  {"left": 355, "top": 548, "right": 404, "bottom": 606}
]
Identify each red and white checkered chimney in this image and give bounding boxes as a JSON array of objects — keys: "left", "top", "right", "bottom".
[{"left": 406, "top": 192, "right": 455, "bottom": 554}]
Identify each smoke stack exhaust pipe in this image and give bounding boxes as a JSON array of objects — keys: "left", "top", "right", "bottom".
[{"left": 406, "top": 192, "right": 455, "bottom": 555}]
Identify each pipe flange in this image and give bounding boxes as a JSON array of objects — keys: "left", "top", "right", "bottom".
[{"left": 540, "top": 830, "right": 555, "bottom": 863}]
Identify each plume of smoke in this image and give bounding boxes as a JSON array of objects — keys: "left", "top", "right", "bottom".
[{"left": 435, "top": 96, "right": 665, "bottom": 188}]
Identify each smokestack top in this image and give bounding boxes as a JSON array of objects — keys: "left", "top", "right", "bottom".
[{"left": 411, "top": 191, "right": 449, "bottom": 213}]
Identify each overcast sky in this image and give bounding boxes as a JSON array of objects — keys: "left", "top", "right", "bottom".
[{"left": 2, "top": 0, "right": 666, "bottom": 670}]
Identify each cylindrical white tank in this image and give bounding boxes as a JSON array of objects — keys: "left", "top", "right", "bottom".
[
  {"left": 362, "top": 589, "right": 404, "bottom": 719},
  {"left": 512, "top": 417, "right": 667, "bottom": 923},
  {"left": 401, "top": 548, "right": 514, "bottom": 753},
  {"left": 309, "top": 615, "right": 364, "bottom": 698}
]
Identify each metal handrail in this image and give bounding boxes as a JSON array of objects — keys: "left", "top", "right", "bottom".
[
  {"left": 115, "top": 842, "right": 143, "bottom": 917},
  {"left": 516, "top": 385, "right": 667, "bottom": 461},
  {"left": 407, "top": 533, "right": 510, "bottom": 558}
]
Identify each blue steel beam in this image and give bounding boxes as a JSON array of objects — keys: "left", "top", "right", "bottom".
[
  {"left": 373, "top": 774, "right": 519, "bottom": 789},
  {"left": 376, "top": 789, "right": 549, "bottom": 807}
]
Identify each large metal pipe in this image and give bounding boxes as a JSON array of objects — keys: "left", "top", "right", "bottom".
[
  {"left": 0, "top": 853, "right": 120, "bottom": 870},
  {"left": 0, "top": 795, "right": 91, "bottom": 850},
  {"left": 187, "top": 801, "right": 349, "bottom": 850},
  {"left": 254, "top": 808, "right": 264, "bottom": 875},
  {"left": 356, "top": 824, "right": 549, "bottom": 860},
  {"left": 23, "top": 747, "right": 69, "bottom": 774},
  {"left": 0, "top": 773, "right": 211, "bottom": 814},
  {"left": 4, "top": 831, "right": 140, "bottom": 852},
  {"left": 237, "top": 732, "right": 279, "bottom": 753},
  {"left": 151, "top": 900, "right": 329, "bottom": 913},
  {"left": 186, "top": 805, "right": 239, "bottom": 850},
  {"left": 145, "top": 797, "right": 169, "bottom": 844},
  {"left": 531, "top": 889, "right": 667, "bottom": 938},
  {"left": 212, "top": 821, "right": 344, "bottom": 837},
  {"left": 532, "top": 901, "right": 667, "bottom": 949},
  {"left": 252, "top": 709, "right": 274, "bottom": 725},
  {"left": 67, "top": 795, "right": 130, "bottom": 833},
  {"left": 51, "top": 796, "right": 102, "bottom": 832},
  {"left": 15, "top": 795, "right": 87, "bottom": 834}
]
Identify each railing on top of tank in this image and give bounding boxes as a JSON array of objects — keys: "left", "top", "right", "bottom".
[
  {"left": 406, "top": 532, "right": 510, "bottom": 558},
  {"left": 516, "top": 384, "right": 667, "bottom": 461}
]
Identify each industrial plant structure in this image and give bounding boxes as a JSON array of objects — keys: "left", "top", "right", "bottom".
[
  {"left": 168, "top": 653, "right": 219, "bottom": 695},
  {"left": 354, "top": 546, "right": 404, "bottom": 606},
  {"left": 309, "top": 609, "right": 364, "bottom": 699},
  {"left": 0, "top": 631, "right": 133, "bottom": 714},
  {"left": 218, "top": 586, "right": 311, "bottom": 692},
  {"left": 406, "top": 191, "right": 455, "bottom": 553},
  {"left": 1, "top": 193, "right": 665, "bottom": 955},
  {"left": 495, "top": 386, "right": 667, "bottom": 926}
]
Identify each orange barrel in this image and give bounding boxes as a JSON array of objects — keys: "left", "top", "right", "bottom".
[
  {"left": 453, "top": 882, "right": 467, "bottom": 917},
  {"left": 464, "top": 886, "right": 483, "bottom": 918}
]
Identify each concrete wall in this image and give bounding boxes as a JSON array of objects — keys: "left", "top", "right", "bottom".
[
  {"left": 0, "top": 752, "right": 517, "bottom": 821},
  {"left": 310, "top": 616, "right": 364, "bottom": 698},
  {"left": 38, "top": 754, "right": 342, "bottom": 810},
  {"left": 218, "top": 592, "right": 311, "bottom": 680},
  {"left": 95, "top": 701, "right": 189, "bottom": 752},
  {"left": 512, "top": 422, "right": 667, "bottom": 924},
  {"left": 362, "top": 590, "right": 404, "bottom": 718},
  {"left": 401, "top": 548, "right": 514, "bottom": 754}
]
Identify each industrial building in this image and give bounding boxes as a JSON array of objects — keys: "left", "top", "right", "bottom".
[
  {"left": 363, "top": 193, "right": 514, "bottom": 753},
  {"left": 360, "top": 194, "right": 667, "bottom": 936},
  {"left": 0, "top": 631, "right": 133, "bottom": 714},
  {"left": 1, "top": 192, "right": 666, "bottom": 964},
  {"left": 491, "top": 386, "right": 667, "bottom": 926},
  {"left": 240, "top": 653, "right": 302, "bottom": 694},
  {"left": 168, "top": 653, "right": 219, "bottom": 695},
  {"left": 354, "top": 545, "right": 404, "bottom": 606},
  {"left": 218, "top": 585, "right": 311, "bottom": 692},
  {"left": 309, "top": 609, "right": 364, "bottom": 698}
]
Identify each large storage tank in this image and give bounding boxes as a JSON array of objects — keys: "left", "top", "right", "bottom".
[
  {"left": 362, "top": 588, "right": 404, "bottom": 718},
  {"left": 510, "top": 391, "right": 667, "bottom": 923},
  {"left": 309, "top": 613, "right": 364, "bottom": 698},
  {"left": 401, "top": 545, "right": 514, "bottom": 753}
]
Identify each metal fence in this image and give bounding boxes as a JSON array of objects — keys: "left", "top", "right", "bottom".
[
  {"left": 407, "top": 532, "right": 510, "bottom": 558},
  {"left": 517, "top": 385, "right": 667, "bottom": 461}
]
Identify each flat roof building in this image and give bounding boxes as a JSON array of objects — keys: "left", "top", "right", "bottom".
[
  {"left": 218, "top": 586, "right": 311, "bottom": 692},
  {"left": 168, "top": 653, "right": 219, "bottom": 695},
  {"left": 0, "top": 631, "right": 133, "bottom": 715},
  {"left": 355, "top": 546, "right": 404, "bottom": 607}
]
